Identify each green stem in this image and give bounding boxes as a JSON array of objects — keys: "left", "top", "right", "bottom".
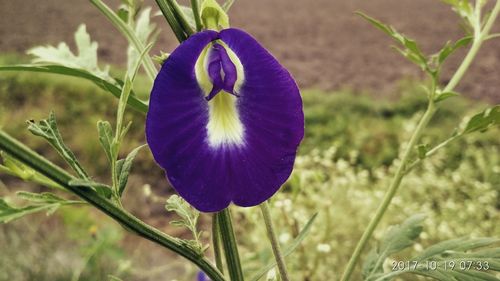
[
  {"left": 444, "top": 0, "right": 500, "bottom": 93},
  {"left": 404, "top": 134, "right": 461, "bottom": 174},
  {"left": 340, "top": 3, "right": 500, "bottom": 279},
  {"left": 191, "top": 0, "right": 203, "bottom": 31},
  {"left": 0, "top": 130, "right": 225, "bottom": 281},
  {"left": 155, "top": 0, "right": 188, "bottom": 42},
  {"left": 212, "top": 213, "right": 225, "bottom": 274},
  {"left": 217, "top": 208, "right": 244, "bottom": 281},
  {"left": 89, "top": 0, "right": 157, "bottom": 82},
  {"left": 260, "top": 201, "right": 290, "bottom": 281},
  {"left": 167, "top": 0, "right": 195, "bottom": 35}
]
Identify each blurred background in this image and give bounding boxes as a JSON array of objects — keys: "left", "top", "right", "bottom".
[{"left": 0, "top": 0, "right": 499, "bottom": 280}]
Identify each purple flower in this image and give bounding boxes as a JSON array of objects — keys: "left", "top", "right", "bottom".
[
  {"left": 197, "top": 271, "right": 210, "bottom": 281},
  {"left": 146, "top": 29, "right": 304, "bottom": 212}
]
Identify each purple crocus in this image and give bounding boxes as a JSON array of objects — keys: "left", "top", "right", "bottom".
[{"left": 146, "top": 28, "right": 304, "bottom": 212}]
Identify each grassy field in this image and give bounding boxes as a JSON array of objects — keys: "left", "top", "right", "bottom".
[{"left": 0, "top": 64, "right": 498, "bottom": 280}]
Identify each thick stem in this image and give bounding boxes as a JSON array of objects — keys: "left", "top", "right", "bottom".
[
  {"left": 167, "top": 0, "right": 195, "bottom": 35},
  {"left": 260, "top": 201, "right": 290, "bottom": 281},
  {"left": 191, "top": 0, "right": 203, "bottom": 31},
  {"left": 0, "top": 130, "right": 225, "bottom": 281},
  {"left": 154, "top": 0, "right": 188, "bottom": 42},
  {"left": 340, "top": 2, "right": 500, "bottom": 279},
  {"left": 212, "top": 213, "right": 225, "bottom": 274},
  {"left": 217, "top": 208, "right": 244, "bottom": 281}
]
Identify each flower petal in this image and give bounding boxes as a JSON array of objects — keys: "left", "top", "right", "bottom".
[
  {"left": 218, "top": 28, "right": 304, "bottom": 207},
  {"left": 146, "top": 29, "right": 303, "bottom": 212}
]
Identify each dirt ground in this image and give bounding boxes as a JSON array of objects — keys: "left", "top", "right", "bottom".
[{"left": 0, "top": 0, "right": 499, "bottom": 102}]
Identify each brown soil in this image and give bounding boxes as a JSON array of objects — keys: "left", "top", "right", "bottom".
[{"left": 0, "top": 0, "right": 499, "bottom": 102}]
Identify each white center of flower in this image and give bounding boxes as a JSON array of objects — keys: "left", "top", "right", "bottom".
[{"left": 195, "top": 42, "right": 246, "bottom": 148}]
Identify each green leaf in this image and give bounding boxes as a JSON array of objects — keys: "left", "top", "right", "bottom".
[
  {"left": 248, "top": 213, "right": 318, "bottom": 281},
  {"left": 0, "top": 193, "right": 83, "bottom": 223},
  {"left": 357, "top": 12, "right": 428, "bottom": 71},
  {"left": 165, "top": 195, "right": 204, "bottom": 254},
  {"left": 179, "top": 5, "right": 196, "bottom": 29},
  {"left": 0, "top": 198, "right": 56, "bottom": 223},
  {"left": 416, "top": 237, "right": 500, "bottom": 261},
  {"left": 152, "top": 51, "right": 170, "bottom": 65},
  {"left": 16, "top": 191, "right": 67, "bottom": 204},
  {"left": 460, "top": 105, "right": 500, "bottom": 135},
  {"left": 28, "top": 112, "right": 90, "bottom": 180},
  {"left": 27, "top": 24, "right": 110, "bottom": 80},
  {"left": 97, "top": 121, "right": 116, "bottom": 164},
  {"left": 435, "top": 91, "right": 460, "bottom": 103},
  {"left": 0, "top": 64, "right": 148, "bottom": 114},
  {"left": 436, "top": 37, "right": 472, "bottom": 65},
  {"left": 127, "top": 7, "right": 159, "bottom": 74},
  {"left": 68, "top": 179, "right": 113, "bottom": 198},
  {"left": 371, "top": 236, "right": 500, "bottom": 281},
  {"left": 417, "top": 144, "right": 430, "bottom": 159},
  {"left": 441, "top": 0, "right": 475, "bottom": 28},
  {"left": 363, "top": 214, "right": 426, "bottom": 278},
  {"left": 117, "top": 144, "right": 146, "bottom": 196}
]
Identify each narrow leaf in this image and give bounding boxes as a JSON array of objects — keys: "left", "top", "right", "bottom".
[
  {"left": 435, "top": 91, "right": 460, "bottom": 103},
  {"left": 97, "top": 121, "right": 115, "bottom": 164},
  {"left": 118, "top": 144, "right": 146, "bottom": 196},
  {"left": 69, "top": 179, "right": 113, "bottom": 198},
  {"left": 0, "top": 64, "right": 148, "bottom": 114}
]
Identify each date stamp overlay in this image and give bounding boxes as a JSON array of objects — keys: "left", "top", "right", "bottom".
[{"left": 392, "top": 260, "right": 490, "bottom": 272}]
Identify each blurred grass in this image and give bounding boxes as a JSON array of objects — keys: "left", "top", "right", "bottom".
[{"left": 0, "top": 58, "right": 498, "bottom": 280}]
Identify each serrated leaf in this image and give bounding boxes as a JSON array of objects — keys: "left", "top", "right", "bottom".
[
  {"left": 0, "top": 194, "right": 82, "bottom": 223},
  {"left": 0, "top": 65, "right": 148, "bottom": 114},
  {"left": 357, "top": 12, "right": 428, "bottom": 72},
  {"left": 27, "top": 24, "right": 110, "bottom": 80},
  {"left": 363, "top": 214, "right": 426, "bottom": 278},
  {"left": 441, "top": 0, "right": 474, "bottom": 27},
  {"left": 28, "top": 112, "right": 90, "bottom": 180},
  {"left": 117, "top": 144, "right": 146, "bottom": 196},
  {"left": 165, "top": 195, "right": 204, "bottom": 253},
  {"left": 0, "top": 198, "right": 56, "bottom": 223},
  {"left": 248, "top": 213, "right": 318, "bottom": 281},
  {"left": 127, "top": 7, "right": 158, "bottom": 74},
  {"left": 460, "top": 105, "right": 500, "bottom": 135}
]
